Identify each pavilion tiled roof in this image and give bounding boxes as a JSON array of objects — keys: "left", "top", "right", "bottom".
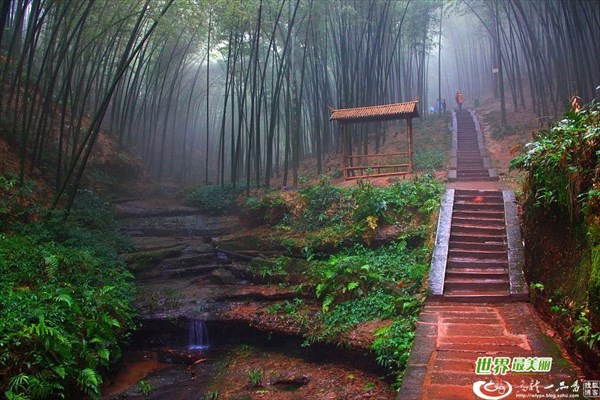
[{"left": 329, "top": 100, "right": 420, "bottom": 123}]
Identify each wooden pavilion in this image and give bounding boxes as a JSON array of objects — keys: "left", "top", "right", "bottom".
[{"left": 329, "top": 100, "right": 420, "bottom": 180}]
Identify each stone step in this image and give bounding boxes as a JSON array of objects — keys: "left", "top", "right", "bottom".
[
  {"left": 449, "top": 241, "right": 506, "bottom": 251},
  {"left": 445, "top": 267, "right": 508, "bottom": 279},
  {"left": 442, "top": 291, "right": 511, "bottom": 303},
  {"left": 454, "top": 195, "right": 502, "bottom": 203},
  {"left": 450, "top": 233, "right": 506, "bottom": 243},
  {"left": 454, "top": 192, "right": 503, "bottom": 199},
  {"left": 451, "top": 224, "right": 506, "bottom": 234},
  {"left": 456, "top": 170, "right": 487, "bottom": 176},
  {"left": 454, "top": 197, "right": 504, "bottom": 205},
  {"left": 444, "top": 277, "right": 509, "bottom": 292},
  {"left": 452, "top": 211, "right": 505, "bottom": 221},
  {"left": 453, "top": 215, "right": 504, "bottom": 227},
  {"left": 453, "top": 202, "right": 504, "bottom": 211},
  {"left": 456, "top": 167, "right": 486, "bottom": 173},
  {"left": 454, "top": 215, "right": 504, "bottom": 223},
  {"left": 448, "top": 248, "right": 508, "bottom": 260},
  {"left": 456, "top": 163, "right": 486, "bottom": 167},
  {"left": 456, "top": 154, "right": 482, "bottom": 158},
  {"left": 447, "top": 258, "right": 509, "bottom": 269},
  {"left": 456, "top": 167, "right": 490, "bottom": 178},
  {"left": 455, "top": 189, "right": 502, "bottom": 196},
  {"left": 457, "top": 166, "right": 485, "bottom": 171},
  {"left": 453, "top": 202, "right": 504, "bottom": 212},
  {"left": 456, "top": 176, "right": 499, "bottom": 182}
]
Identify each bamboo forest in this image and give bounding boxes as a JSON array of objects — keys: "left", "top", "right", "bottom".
[{"left": 1, "top": 0, "right": 599, "bottom": 399}]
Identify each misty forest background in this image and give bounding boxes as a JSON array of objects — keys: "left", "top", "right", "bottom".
[{"left": 1, "top": 0, "right": 599, "bottom": 212}]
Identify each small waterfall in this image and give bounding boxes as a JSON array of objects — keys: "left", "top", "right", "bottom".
[{"left": 188, "top": 320, "right": 209, "bottom": 350}]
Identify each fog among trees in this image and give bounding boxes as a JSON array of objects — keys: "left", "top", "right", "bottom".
[{"left": 1, "top": 0, "right": 599, "bottom": 204}]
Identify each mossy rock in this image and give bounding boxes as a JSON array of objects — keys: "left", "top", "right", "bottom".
[
  {"left": 125, "top": 246, "right": 184, "bottom": 271},
  {"left": 209, "top": 268, "right": 237, "bottom": 285},
  {"left": 219, "top": 234, "right": 279, "bottom": 253}
]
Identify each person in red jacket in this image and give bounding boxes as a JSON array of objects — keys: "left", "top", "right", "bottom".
[{"left": 455, "top": 90, "right": 463, "bottom": 112}]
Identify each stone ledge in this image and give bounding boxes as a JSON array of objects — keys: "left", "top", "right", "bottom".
[
  {"left": 428, "top": 189, "right": 454, "bottom": 296},
  {"left": 503, "top": 190, "right": 529, "bottom": 301}
]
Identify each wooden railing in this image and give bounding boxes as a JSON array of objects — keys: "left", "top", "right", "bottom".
[{"left": 344, "top": 152, "right": 411, "bottom": 179}]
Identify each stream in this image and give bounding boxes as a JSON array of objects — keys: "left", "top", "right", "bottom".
[{"left": 100, "top": 199, "right": 396, "bottom": 399}]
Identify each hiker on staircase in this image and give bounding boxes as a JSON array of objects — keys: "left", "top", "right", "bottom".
[{"left": 455, "top": 90, "right": 463, "bottom": 112}]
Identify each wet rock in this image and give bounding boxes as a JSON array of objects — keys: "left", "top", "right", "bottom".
[
  {"left": 125, "top": 247, "right": 184, "bottom": 271},
  {"left": 216, "top": 285, "right": 299, "bottom": 301},
  {"left": 114, "top": 199, "right": 202, "bottom": 218},
  {"left": 271, "top": 375, "right": 309, "bottom": 390},
  {"left": 218, "top": 232, "right": 280, "bottom": 253},
  {"left": 157, "top": 348, "right": 204, "bottom": 365},
  {"left": 209, "top": 268, "right": 237, "bottom": 285},
  {"left": 183, "top": 243, "right": 215, "bottom": 255}
]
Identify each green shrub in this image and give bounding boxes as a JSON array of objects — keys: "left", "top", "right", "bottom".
[
  {"left": 0, "top": 233, "right": 135, "bottom": 399},
  {"left": 185, "top": 184, "right": 241, "bottom": 215},
  {"left": 322, "top": 290, "right": 398, "bottom": 331},
  {"left": 248, "top": 368, "right": 264, "bottom": 387},
  {"left": 372, "top": 318, "right": 417, "bottom": 374},
  {"left": 243, "top": 193, "right": 287, "bottom": 226},
  {"left": 310, "top": 241, "right": 429, "bottom": 310},
  {"left": 512, "top": 100, "right": 600, "bottom": 362},
  {"left": 138, "top": 380, "right": 153, "bottom": 397},
  {"left": 0, "top": 188, "right": 135, "bottom": 399},
  {"left": 296, "top": 182, "right": 346, "bottom": 230},
  {"left": 0, "top": 173, "right": 39, "bottom": 231},
  {"left": 511, "top": 101, "right": 600, "bottom": 220}
]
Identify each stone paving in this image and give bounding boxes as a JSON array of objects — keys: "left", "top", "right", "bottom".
[
  {"left": 398, "top": 302, "right": 582, "bottom": 399},
  {"left": 398, "top": 111, "right": 585, "bottom": 400}
]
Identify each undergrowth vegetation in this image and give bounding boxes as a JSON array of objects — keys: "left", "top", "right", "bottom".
[
  {"left": 412, "top": 115, "right": 450, "bottom": 172},
  {"left": 247, "top": 174, "right": 444, "bottom": 387},
  {"left": 185, "top": 183, "right": 242, "bottom": 215},
  {"left": 511, "top": 100, "right": 600, "bottom": 371},
  {"left": 0, "top": 177, "right": 135, "bottom": 399},
  {"left": 246, "top": 174, "right": 442, "bottom": 256}
]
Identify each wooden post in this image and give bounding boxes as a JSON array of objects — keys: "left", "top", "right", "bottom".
[
  {"left": 341, "top": 124, "right": 347, "bottom": 178},
  {"left": 407, "top": 117, "right": 413, "bottom": 173}
]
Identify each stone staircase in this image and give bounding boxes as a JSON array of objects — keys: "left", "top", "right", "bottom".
[
  {"left": 426, "top": 109, "right": 528, "bottom": 303},
  {"left": 449, "top": 110, "right": 498, "bottom": 182},
  {"left": 398, "top": 111, "right": 573, "bottom": 400},
  {"left": 443, "top": 189, "right": 510, "bottom": 302}
]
